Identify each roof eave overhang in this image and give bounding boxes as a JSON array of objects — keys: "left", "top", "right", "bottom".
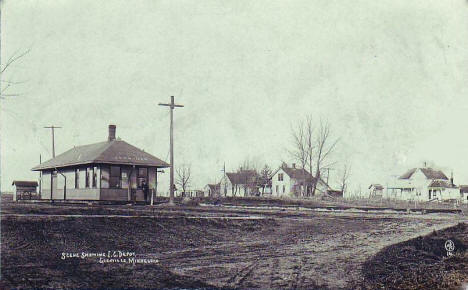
[{"left": 32, "top": 160, "right": 170, "bottom": 171}]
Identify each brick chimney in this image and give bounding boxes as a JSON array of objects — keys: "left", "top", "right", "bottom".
[{"left": 108, "top": 125, "right": 116, "bottom": 141}]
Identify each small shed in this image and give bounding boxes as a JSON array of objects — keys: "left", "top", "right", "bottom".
[
  {"left": 369, "top": 184, "right": 384, "bottom": 197},
  {"left": 12, "top": 180, "right": 39, "bottom": 201}
]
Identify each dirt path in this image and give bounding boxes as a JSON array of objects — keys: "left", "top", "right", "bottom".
[
  {"left": 150, "top": 215, "right": 462, "bottom": 289},
  {"left": 2, "top": 202, "right": 465, "bottom": 289}
]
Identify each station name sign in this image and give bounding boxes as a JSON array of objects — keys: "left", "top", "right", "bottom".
[{"left": 115, "top": 156, "right": 149, "bottom": 161}]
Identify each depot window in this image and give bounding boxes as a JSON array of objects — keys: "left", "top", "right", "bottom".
[
  {"left": 92, "top": 166, "right": 98, "bottom": 188},
  {"left": 75, "top": 169, "right": 80, "bottom": 189}
]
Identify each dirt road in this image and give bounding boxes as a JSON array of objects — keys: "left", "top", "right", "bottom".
[
  {"left": 149, "top": 214, "right": 461, "bottom": 289},
  {"left": 1, "top": 203, "right": 465, "bottom": 289}
]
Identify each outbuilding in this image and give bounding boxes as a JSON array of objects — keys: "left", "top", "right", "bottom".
[
  {"left": 12, "top": 180, "right": 39, "bottom": 201},
  {"left": 31, "top": 125, "right": 169, "bottom": 202},
  {"left": 204, "top": 183, "right": 220, "bottom": 197}
]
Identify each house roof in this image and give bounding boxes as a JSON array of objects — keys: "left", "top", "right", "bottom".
[
  {"left": 207, "top": 184, "right": 220, "bottom": 191},
  {"left": 369, "top": 184, "right": 384, "bottom": 190},
  {"left": 32, "top": 139, "right": 169, "bottom": 171},
  {"left": 399, "top": 168, "right": 448, "bottom": 180},
  {"left": 428, "top": 180, "right": 454, "bottom": 188},
  {"left": 276, "top": 166, "right": 331, "bottom": 188},
  {"left": 282, "top": 167, "right": 311, "bottom": 180},
  {"left": 12, "top": 180, "right": 38, "bottom": 187},
  {"left": 327, "top": 190, "right": 343, "bottom": 196},
  {"left": 460, "top": 185, "right": 468, "bottom": 193},
  {"left": 226, "top": 170, "right": 257, "bottom": 185}
]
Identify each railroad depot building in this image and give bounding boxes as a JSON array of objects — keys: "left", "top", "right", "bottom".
[{"left": 32, "top": 125, "right": 169, "bottom": 201}]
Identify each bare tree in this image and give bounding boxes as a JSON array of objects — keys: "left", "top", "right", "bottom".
[
  {"left": 176, "top": 164, "right": 191, "bottom": 197},
  {"left": 290, "top": 120, "right": 307, "bottom": 174},
  {"left": 0, "top": 7, "right": 31, "bottom": 195},
  {"left": 259, "top": 164, "right": 273, "bottom": 195},
  {"left": 290, "top": 115, "right": 315, "bottom": 196},
  {"left": 340, "top": 163, "right": 351, "bottom": 196},
  {"left": 238, "top": 156, "right": 260, "bottom": 172},
  {"left": 305, "top": 116, "right": 315, "bottom": 196},
  {"left": 0, "top": 49, "right": 30, "bottom": 99},
  {"left": 311, "top": 120, "right": 339, "bottom": 196}
]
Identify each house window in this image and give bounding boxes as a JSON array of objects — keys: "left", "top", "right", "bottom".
[
  {"left": 278, "top": 173, "right": 283, "bottom": 181},
  {"left": 92, "top": 166, "right": 97, "bottom": 188},
  {"left": 85, "top": 167, "right": 91, "bottom": 188},
  {"left": 283, "top": 185, "right": 285, "bottom": 193},
  {"left": 137, "top": 167, "right": 148, "bottom": 188},
  {"left": 110, "top": 166, "right": 121, "bottom": 188},
  {"left": 276, "top": 185, "right": 279, "bottom": 193},
  {"left": 75, "top": 169, "right": 80, "bottom": 189}
]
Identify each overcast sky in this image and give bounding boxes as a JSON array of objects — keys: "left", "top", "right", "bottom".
[{"left": 1, "top": 0, "right": 468, "bottom": 194}]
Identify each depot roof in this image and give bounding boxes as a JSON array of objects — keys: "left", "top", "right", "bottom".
[{"left": 32, "top": 139, "right": 169, "bottom": 171}]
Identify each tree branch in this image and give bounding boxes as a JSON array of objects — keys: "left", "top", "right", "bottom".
[{"left": 1, "top": 48, "right": 31, "bottom": 74}]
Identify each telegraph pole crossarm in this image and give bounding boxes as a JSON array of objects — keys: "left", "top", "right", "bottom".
[{"left": 158, "top": 96, "right": 184, "bottom": 206}]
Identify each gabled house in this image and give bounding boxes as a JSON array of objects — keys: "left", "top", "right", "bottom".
[
  {"left": 204, "top": 183, "right": 220, "bottom": 197},
  {"left": 271, "top": 164, "right": 331, "bottom": 197},
  {"left": 386, "top": 166, "right": 459, "bottom": 201},
  {"left": 32, "top": 125, "right": 169, "bottom": 202},
  {"left": 220, "top": 169, "right": 259, "bottom": 197}
]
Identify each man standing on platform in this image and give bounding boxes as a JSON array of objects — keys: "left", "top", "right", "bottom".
[{"left": 142, "top": 181, "right": 149, "bottom": 204}]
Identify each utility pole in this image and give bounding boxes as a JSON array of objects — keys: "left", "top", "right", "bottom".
[
  {"left": 39, "top": 154, "right": 42, "bottom": 195},
  {"left": 44, "top": 125, "right": 62, "bottom": 158},
  {"left": 221, "top": 162, "right": 226, "bottom": 196},
  {"left": 159, "top": 96, "right": 183, "bottom": 205}
]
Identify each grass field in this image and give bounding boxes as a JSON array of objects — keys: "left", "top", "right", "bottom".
[
  {"left": 359, "top": 223, "right": 468, "bottom": 289},
  {"left": 1, "top": 199, "right": 467, "bottom": 289}
]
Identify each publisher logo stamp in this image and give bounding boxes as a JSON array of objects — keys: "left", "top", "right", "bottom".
[{"left": 444, "top": 240, "right": 455, "bottom": 257}]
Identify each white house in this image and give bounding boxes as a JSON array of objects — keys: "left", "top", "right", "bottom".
[
  {"left": 271, "top": 164, "right": 331, "bottom": 197},
  {"left": 219, "top": 169, "right": 259, "bottom": 197},
  {"left": 386, "top": 166, "right": 460, "bottom": 201}
]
